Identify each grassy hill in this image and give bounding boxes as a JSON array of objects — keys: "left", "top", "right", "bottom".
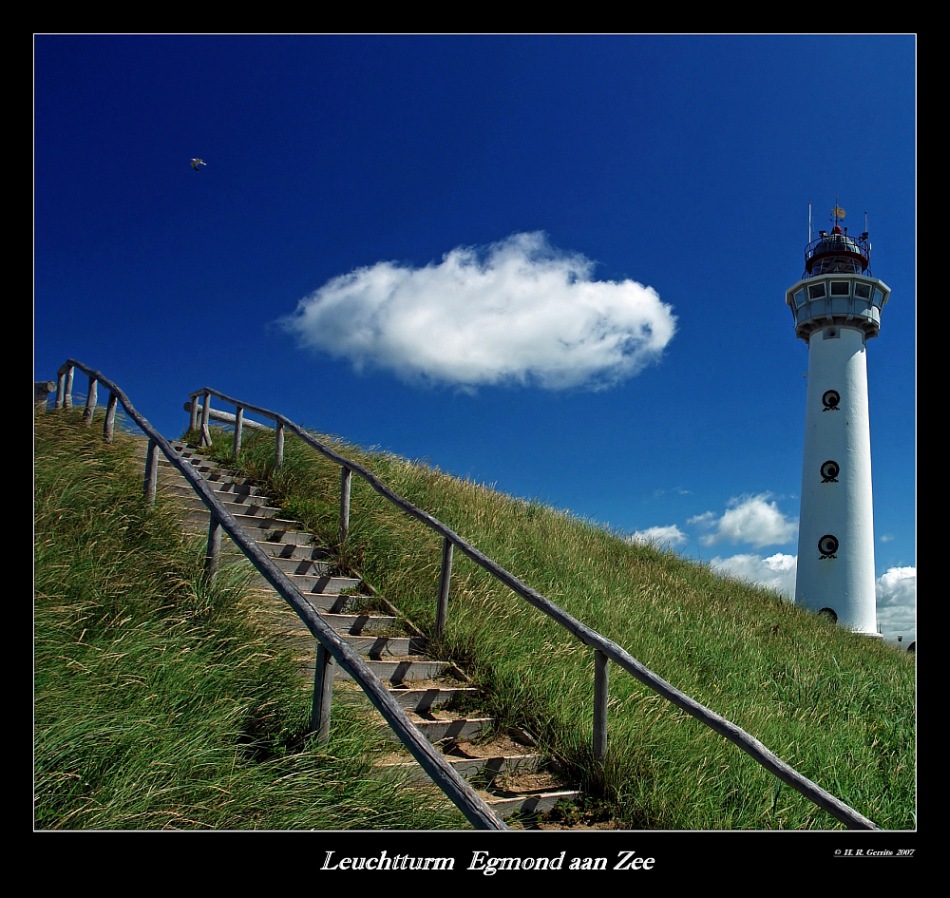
[{"left": 34, "top": 408, "right": 916, "bottom": 830}]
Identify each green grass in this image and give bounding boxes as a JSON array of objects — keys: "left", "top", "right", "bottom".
[
  {"left": 199, "top": 422, "right": 916, "bottom": 831},
  {"left": 33, "top": 410, "right": 467, "bottom": 831},
  {"left": 34, "top": 409, "right": 916, "bottom": 830}
]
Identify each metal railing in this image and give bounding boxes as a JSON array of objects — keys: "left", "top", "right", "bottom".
[
  {"left": 184, "top": 385, "right": 881, "bottom": 831},
  {"left": 53, "top": 360, "right": 508, "bottom": 832}
]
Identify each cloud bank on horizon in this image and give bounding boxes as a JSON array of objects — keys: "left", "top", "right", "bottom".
[
  {"left": 278, "top": 231, "right": 677, "bottom": 390},
  {"left": 630, "top": 494, "right": 916, "bottom": 642}
]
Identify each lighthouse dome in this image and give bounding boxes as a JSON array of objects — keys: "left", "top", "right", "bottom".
[{"left": 804, "top": 225, "right": 870, "bottom": 276}]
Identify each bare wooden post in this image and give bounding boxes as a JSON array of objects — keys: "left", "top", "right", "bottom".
[
  {"left": 83, "top": 376, "right": 98, "bottom": 424},
  {"left": 435, "top": 537, "right": 454, "bottom": 640},
  {"left": 103, "top": 392, "right": 118, "bottom": 443},
  {"left": 339, "top": 467, "right": 352, "bottom": 545},
  {"left": 275, "top": 423, "right": 285, "bottom": 469},
  {"left": 62, "top": 366, "right": 74, "bottom": 409},
  {"left": 188, "top": 395, "right": 199, "bottom": 433},
  {"left": 311, "top": 644, "right": 335, "bottom": 742},
  {"left": 593, "top": 649, "right": 609, "bottom": 761},
  {"left": 233, "top": 406, "right": 244, "bottom": 457},
  {"left": 143, "top": 439, "right": 159, "bottom": 505},
  {"left": 199, "top": 393, "right": 212, "bottom": 447},
  {"left": 205, "top": 516, "right": 222, "bottom": 578},
  {"left": 34, "top": 381, "right": 56, "bottom": 410}
]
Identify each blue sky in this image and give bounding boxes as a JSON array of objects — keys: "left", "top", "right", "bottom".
[{"left": 33, "top": 34, "right": 916, "bottom": 644}]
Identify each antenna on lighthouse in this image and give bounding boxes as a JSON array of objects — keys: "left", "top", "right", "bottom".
[{"left": 808, "top": 202, "right": 813, "bottom": 243}]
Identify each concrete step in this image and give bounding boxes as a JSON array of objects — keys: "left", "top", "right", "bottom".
[
  {"left": 319, "top": 612, "right": 402, "bottom": 635},
  {"left": 163, "top": 484, "right": 283, "bottom": 518},
  {"left": 386, "top": 685, "right": 481, "bottom": 713},
  {"left": 391, "top": 715, "right": 495, "bottom": 743},
  {"left": 281, "top": 572, "right": 363, "bottom": 595},
  {"left": 255, "top": 542, "right": 335, "bottom": 568},
  {"left": 300, "top": 591, "right": 380, "bottom": 614},
  {"left": 486, "top": 789, "right": 583, "bottom": 820},
  {"left": 201, "top": 512, "right": 314, "bottom": 545},
  {"left": 338, "top": 658, "right": 457, "bottom": 684},
  {"left": 341, "top": 635, "right": 427, "bottom": 657},
  {"left": 266, "top": 632, "right": 427, "bottom": 665},
  {"left": 381, "top": 750, "right": 545, "bottom": 786}
]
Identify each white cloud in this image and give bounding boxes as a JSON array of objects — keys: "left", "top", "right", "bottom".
[
  {"left": 709, "top": 552, "right": 797, "bottom": 597},
  {"left": 876, "top": 566, "right": 917, "bottom": 643},
  {"left": 628, "top": 524, "right": 688, "bottom": 550},
  {"left": 277, "top": 231, "right": 677, "bottom": 389},
  {"left": 689, "top": 493, "right": 797, "bottom": 549},
  {"left": 707, "top": 555, "right": 916, "bottom": 643}
]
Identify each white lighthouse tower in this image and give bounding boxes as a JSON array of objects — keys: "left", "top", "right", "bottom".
[{"left": 786, "top": 203, "right": 890, "bottom": 635}]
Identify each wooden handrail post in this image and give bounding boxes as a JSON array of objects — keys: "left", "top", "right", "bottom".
[
  {"left": 83, "top": 376, "right": 98, "bottom": 424},
  {"left": 143, "top": 439, "right": 159, "bottom": 505},
  {"left": 593, "top": 649, "right": 609, "bottom": 761},
  {"left": 103, "top": 392, "right": 118, "bottom": 443},
  {"left": 311, "top": 644, "right": 335, "bottom": 742},
  {"left": 233, "top": 406, "right": 244, "bottom": 457},
  {"left": 199, "top": 392, "right": 212, "bottom": 447},
  {"left": 339, "top": 467, "right": 352, "bottom": 545},
  {"left": 205, "top": 516, "right": 222, "bottom": 578},
  {"left": 188, "top": 395, "right": 199, "bottom": 433},
  {"left": 435, "top": 537, "right": 454, "bottom": 640},
  {"left": 34, "top": 381, "right": 56, "bottom": 410},
  {"left": 275, "top": 423, "right": 285, "bottom": 469},
  {"left": 62, "top": 366, "right": 74, "bottom": 409}
]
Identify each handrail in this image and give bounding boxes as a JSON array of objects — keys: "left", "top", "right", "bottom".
[
  {"left": 53, "top": 360, "right": 508, "bottom": 832},
  {"left": 185, "top": 386, "right": 881, "bottom": 830}
]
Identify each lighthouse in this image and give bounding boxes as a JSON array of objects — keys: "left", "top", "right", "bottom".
[{"left": 785, "top": 203, "right": 890, "bottom": 635}]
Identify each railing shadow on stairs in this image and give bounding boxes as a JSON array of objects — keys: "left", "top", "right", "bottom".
[{"left": 49, "top": 359, "right": 881, "bottom": 831}]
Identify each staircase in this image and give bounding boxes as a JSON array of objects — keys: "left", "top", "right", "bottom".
[{"left": 141, "top": 438, "right": 583, "bottom": 826}]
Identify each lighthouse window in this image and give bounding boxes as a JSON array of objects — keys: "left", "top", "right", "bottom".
[
  {"left": 820, "top": 460, "right": 840, "bottom": 481},
  {"left": 854, "top": 282, "right": 871, "bottom": 299},
  {"left": 821, "top": 390, "right": 840, "bottom": 410},
  {"left": 823, "top": 327, "right": 839, "bottom": 339},
  {"left": 872, "top": 287, "right": 886, "bottom": 306},
  {"left": 808, "top": 283, "right": 826, "bottom": 299},
  {"left": 830, "top": 281, "right": 851, "bottom": 296},
  {"left": 793, "top": 288, "right": 807, "bottom": 308}
]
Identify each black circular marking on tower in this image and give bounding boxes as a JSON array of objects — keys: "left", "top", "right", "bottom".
[
  {"left": 820, "top": 460, "right": 840, "bottom": 482},
  {"left": 817, "top": 607, "right": 838, "bottom": 624},
  {"left": 822, "top": 390, "right": 840, "bottom": 410},
  {"left": 818, "top": 534, "right": 839, "bottom": 557}
]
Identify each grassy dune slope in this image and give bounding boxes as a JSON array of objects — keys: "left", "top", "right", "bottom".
[
  {"left": 34, "top": 408, "right": 915, "bottom": 830},
  {"left": 220, "top": 425, "right": 916, "bottom": 830},
  {"left": 33, "top": 411, "right": 466, "bottom": 831}
]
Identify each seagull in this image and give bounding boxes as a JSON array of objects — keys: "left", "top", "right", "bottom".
[{"left": 190, "top": 158, "right": 207, "bottom": 172}]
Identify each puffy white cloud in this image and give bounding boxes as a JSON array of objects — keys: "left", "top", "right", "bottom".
[
  {"left": 709, "top": 552, "right": 797, "bottom": 597},
  {"left": 628, "top": 524, "right": 688, "bottom": 550},
  {"left": 690, "top": 493, "right": 797, "bottom": 549},
  {"left": 277, "top": 231, "right": 677, "bottom": 389}
]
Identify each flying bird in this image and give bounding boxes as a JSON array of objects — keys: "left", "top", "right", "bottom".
[{"left": 190, "top": 158, "right": 207, "bottom": 172}]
